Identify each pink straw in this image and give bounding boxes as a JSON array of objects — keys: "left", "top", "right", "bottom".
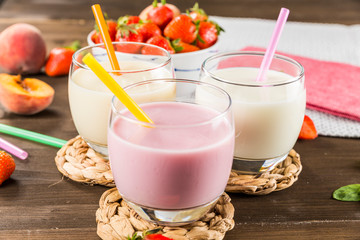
[
  {"left": 0, "top": 137, "right": 28, "bottom": 160},
  {"left": 256, "top": 8, "right": 290, "bottom": 82}
]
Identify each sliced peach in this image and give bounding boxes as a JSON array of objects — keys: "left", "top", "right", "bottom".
[{"left": 0, "top": 74, "right": 54, "bottom": 115}]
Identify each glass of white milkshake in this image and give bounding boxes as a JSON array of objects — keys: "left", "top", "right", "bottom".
[
  {"left": 68, "top": 42, "right": 174, "bottom": 156},
  {"left": 200, "top": 51, "right": 305, "bottom": 174}
]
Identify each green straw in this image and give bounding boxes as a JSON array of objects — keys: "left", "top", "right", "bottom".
[{"left": 0, "top": 123, "right": 67, "bottom": 148}]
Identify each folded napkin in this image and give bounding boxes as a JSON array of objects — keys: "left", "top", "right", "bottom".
[{"left": 238, "top": 46, "right": 360, "bottom": 122}]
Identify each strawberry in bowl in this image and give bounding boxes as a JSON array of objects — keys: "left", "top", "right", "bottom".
[{"left": 87, "top": 1, "right": 223, "bottom": 79}]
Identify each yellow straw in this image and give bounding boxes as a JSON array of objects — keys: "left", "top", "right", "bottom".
[
  {"left": 82, "top": 53, "right": 154, "bottom": 124},
  {"left": 91, "top": 4, "right": 120, "bottom": 71}
]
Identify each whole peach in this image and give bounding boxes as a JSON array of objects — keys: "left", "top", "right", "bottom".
[{"left": 0, "top": 23, "right": 46, "bottom": 74}]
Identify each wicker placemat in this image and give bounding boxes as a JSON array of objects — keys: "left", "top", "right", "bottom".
[
  {"left": 96, "top": 187, "right": 235, "bottom": 240},
  {"left": 55, "top": 136, "right": 302, "bottom": 194}
]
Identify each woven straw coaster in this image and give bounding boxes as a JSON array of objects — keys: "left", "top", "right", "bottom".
[
  {"left": 226, "top": 149, "right": 302, "bottom": 195},
  {"left": 55, "top": 136, "right": 302, "bottom": 194},
  {"left": 55, "top": 136, "right": 115, "bottom": 187},
  {"left": 96, "top": 187, "right": 235, "bottom": 240}
]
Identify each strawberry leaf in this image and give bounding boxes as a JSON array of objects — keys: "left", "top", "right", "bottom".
[
  {"left": 171, "top": 39, "right": 184, "bottom": 52},
  {"left": 190, "top": 2, "right": 207, "bottom": 16},
  {"left": 66, "top": 40, "right": 81, "bottom": 51},
  {"left": 333, "top": 184, "right": 360, "bottom": 201},
  {"left": 152, "top": 0, "right": 158, "bottom": 7}
]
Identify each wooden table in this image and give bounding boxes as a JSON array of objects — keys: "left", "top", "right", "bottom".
[{"left": 0, "top": 1, "right": 359, "bottom": 239}]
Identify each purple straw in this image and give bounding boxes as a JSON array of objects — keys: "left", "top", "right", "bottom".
[
  {"left": 256, "top": 8, "right": 290, "bottom": 82},
  {"left": 0, "top": 137, "right": 28, "bottom": 160}
]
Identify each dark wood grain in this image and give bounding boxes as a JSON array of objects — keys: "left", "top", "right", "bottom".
[
  {"left": 0, "top": 0, "right": 359, "bottom": 239},
  {"left": 0, "top": 0, "right": 360, "bottom": 24}
]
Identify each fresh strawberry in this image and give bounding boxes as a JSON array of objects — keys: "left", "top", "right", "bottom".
[
  {"left": 196, "top": 21, "right": 223, "bottom": 49},
  {"left": 118, "top": 15, "right": 141, "bottom": 25},
  {"left": 138, "top": 22, "right": 162, "bottom": 42},
  {"left": 106, "top": 20, "right": 118, "bottom": 41},
  {"left": 0, "top": 151, "right": 15, "bottom": 186},
  {"left": 142, "top": 35, "right": 175, "bottom": 54},
  {"left": 164, "top": 14, "right": 197, "bottom": 44},
  {"left": 127, "top": 229, "right": 173, "bottom": 240},
  {"left": 298, "top": 115, "right": 318, "bottom": 140},
  {"left": 45, "top": 41, "right": 81, "bottom": 77},
  {"left": 144, "top": 234, "right": 173, "bottom": 240},
  {"left": 188, "top": 2, "right": 208, "bottom": 22},
  {"left": 172, "top": 39, "right": 199, "bottom": 53},
  {"left": 93, "top": 20, "right": 117, "bottom": 43},
  {"left": 147, "top": 0, "right": 174, "bottom": 29},
  {"left": 115, "top": 25, "right": 144, "bottom": 53}
]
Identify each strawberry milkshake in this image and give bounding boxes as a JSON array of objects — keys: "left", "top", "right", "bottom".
[{"left": 108, "top": 79, "right": 234, "bottom": 225}]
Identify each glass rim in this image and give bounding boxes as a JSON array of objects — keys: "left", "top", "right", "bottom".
[
  {"left": 72, "top": 42, "right": 172, "bottom": 74},
  {"left": 201, "top": 51, "right": 305, "bottom": 87},
  {"left": 110, "top": 79, "right": 233, "bottom": 129}
]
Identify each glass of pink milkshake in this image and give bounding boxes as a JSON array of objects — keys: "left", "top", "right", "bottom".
[{"left": 108, "top": 79, "right": 234, "bottom": 226}]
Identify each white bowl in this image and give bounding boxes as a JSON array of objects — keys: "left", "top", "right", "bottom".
[{"left": 87, "top": 30, "right": 219, "bottom": 80}]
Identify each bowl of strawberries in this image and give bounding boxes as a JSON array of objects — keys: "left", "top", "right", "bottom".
[{"left": 87, "top": 1, "right": 223, "bottom": 80}]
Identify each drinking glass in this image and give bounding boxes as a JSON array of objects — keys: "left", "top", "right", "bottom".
[
  {"left": 200, "top": 51, "right": 306, "bottom": 174},
  {"left": 108, "top": 79, "right": 234, "bottom": 226},
  {"left": 68, "top": 42, "right": 173, "bottom": 156}
]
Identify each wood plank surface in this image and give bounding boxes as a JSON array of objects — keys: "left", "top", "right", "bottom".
[
  {"left": 0, "top": 0, "right": 360, "bottom": 24},
  {"left": 0, "top": 0, "right": 359, "bottom": 239}
]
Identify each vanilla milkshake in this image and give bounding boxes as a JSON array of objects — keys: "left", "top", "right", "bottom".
[
  {"left": 68, "top": 43, "right": 174, "bottom": 155},
  {"left": 200, "top": 52, "right": 305, "bottom": 173}
]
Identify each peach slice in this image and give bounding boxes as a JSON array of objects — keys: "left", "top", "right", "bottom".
[{"left": 0, "top": 74, "right": 54, "bottom": 115}]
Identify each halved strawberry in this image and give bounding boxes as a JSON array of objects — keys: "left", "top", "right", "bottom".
[
  {"left": 188, "top": 2, "right": 208, "bottom": 22},
  {"left": 172, "top": 39, "right": 199, "bottom": 53},
  {"left": 298, "top": 115, "right": 318, "bottom": 140},
  {"left": 138, "top": 22, "right": 162, "bottom": 42},
  {"left": 164, "top": 14, "right": 197, "bottom": 44},
  {"left": 147, "top": 0, "right": 174, "bottom": 29},
  {"left": 142, "top": 35, "right": 175, "bottom": 55}
]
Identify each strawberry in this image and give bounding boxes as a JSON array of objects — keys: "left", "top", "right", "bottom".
[
  {"left": 188, "top": 2, "right": 208, "bottom": 22},
  {"left": 138, "top": 22, "right": 162, "bottom": 42},
  {"left": 142, "top": 35, "right": 175, "bottom": 54},
  {"left": 144, "top": 234, "right": 173, "bottom": 240},
  {"left": 93, "top": 20, "right": 117, "bottom": 43},
  {"left": 196, "top": 21, "right": 223, "bottom": 49},
  {"left": 164, "top": 14, "right": 197, "bottom": 44},
  {"left": 172, "top": 39, "right": 199, "bottom": 53},
  {"left": 147, "top": 0, "right": 174, "bottom": 29},
  {"left": 115, "top": 24, "right": 144, "bottom": 53},
  {"left": 45, "top": 41, "right": 81, "bottom": 77},
  {"left": 298, "top": 115, "right": 318, "bottom": 140},
  {"left": 0, "top": 151, "right": 15, "bottom": 186},
  {"left": 118, "top": 15, "right": 141, "bottom": 25},
  {"left": 127, "top": 229, "right": 173, "bottom": 240}
]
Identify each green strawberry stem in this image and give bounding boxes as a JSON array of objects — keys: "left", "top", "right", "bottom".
[
  {"left": 66, "top": 40, "right": 81, "bottom": 51},
  {"left": 152, "top": 0, "right": 158, "bottom": 7}
]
